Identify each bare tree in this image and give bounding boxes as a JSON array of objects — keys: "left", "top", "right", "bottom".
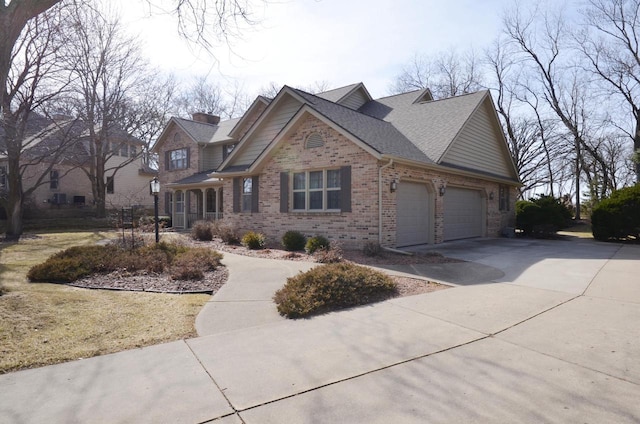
[
  {"left": 502, "top": 3, "right": 619, "bottom": 217},
  {"left": 578, "top": 0, "right": 640, "bottom": 183},
  {"left": 0, "top": 0, "right": 263, "bottom": 239},
  {"left": 0, "top": 3, "right": 74, "bottom": 240},
  {"left": 61, "top": 6, "right": 167, "bottom": 218},
  {"left": 390, "top": 50, "right": 485, "bottom": 98}
]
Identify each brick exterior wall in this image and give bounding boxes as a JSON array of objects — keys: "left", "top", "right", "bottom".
[
  {"left": 157, "top": 125, "right": 200, "bottom": 214},
  {"left": 223, "top": 115, "right": 380, "bottom": 249},
  {"left": 222, "top": 114, "right": 517, "bottom": 249}
]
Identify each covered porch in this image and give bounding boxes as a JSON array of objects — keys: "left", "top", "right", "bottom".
[{"left": 166, "top": 175, "right": 224, "bottom": 230}]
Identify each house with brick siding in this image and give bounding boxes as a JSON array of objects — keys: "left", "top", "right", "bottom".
[{"left": 153, "top": 83, "right": 519, "bottom": 248}]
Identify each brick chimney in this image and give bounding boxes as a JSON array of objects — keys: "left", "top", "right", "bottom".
[{"left": 192, "top": 112, "right": 220, "bottom": 125}]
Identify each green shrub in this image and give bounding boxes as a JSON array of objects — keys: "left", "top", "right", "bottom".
[
  {"left": 241, "top": 231, "right": 266, "bottom": 250},
  {"left": 516, "top": 195, "right": 573, "bottom": 237},
  {"left": 170, "top": 248, "right": 223, "bottom": 280},
  {"left": 592, "top": 185, "right": 640, "bottom": 241},
  {"left": 191, "top": 220, "right": 215, "bottom": 241},
  {"left": 273, "top": 263, "right": 397, "bottom": 318},
  {"left": 305, "top": 235, "right": 330, "bottom": 254},
  {"left": 281, "top": 230, "right": 307, "bottom": 251}
]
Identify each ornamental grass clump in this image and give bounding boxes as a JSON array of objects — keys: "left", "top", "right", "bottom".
[{"left": 273, "top": 263, "right": 397, "bottom": 318}]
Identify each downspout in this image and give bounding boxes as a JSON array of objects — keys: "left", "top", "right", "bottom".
[{"left": 378, "top": 159, "right": 394, "bottom": 245}]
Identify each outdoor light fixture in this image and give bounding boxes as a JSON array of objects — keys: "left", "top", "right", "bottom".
[
  {"left": 390, "top": 179, "right": 398, "bottom": 192},
  {"left": 150, "top": 177, "right": 160, "bottom": 243},
  {"left": 439, "top": 184, "right": 446, "bottom": 196},
  {"left": 489, "top": 191, "right": 495, "bottom": 200}
]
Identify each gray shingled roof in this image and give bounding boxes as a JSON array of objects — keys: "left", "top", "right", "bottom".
[
  {"left": 358, "top": 90, "right": 488, "bottom": 162},
  {"left": 173, "top": 118, "right": 221, "bottom": 143},
  {"left": 290, "top": 88, "right": 433, "bottom": 164},
  {"left": 315, "top": 83, "right": 361, "bottom": 103}
]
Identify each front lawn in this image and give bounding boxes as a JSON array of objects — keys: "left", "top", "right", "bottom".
[{"left": 0, "top": 232, "right": 211, "bottom": 373}]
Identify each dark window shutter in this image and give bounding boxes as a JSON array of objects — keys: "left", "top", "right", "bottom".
[
  {"left": 165, "top": 151, "right": 170, "bottom": 170},
  {"left": 340, "top": 166, "right": 351, "bottom": 212},
  {"left": 164, "top": 192, "right": 171, "bottom": 214},
  {"left": 186, "top": 147, "right": 191, "bottom": 169},
  {"left": 233, "top": 177, "right": 241, "bottom": 213},
  {"left": 280, "top": 172, "right": 289, "bottom": 213},
  {"left": 251, "top": 176, "right": 259, "bottom": 213}
]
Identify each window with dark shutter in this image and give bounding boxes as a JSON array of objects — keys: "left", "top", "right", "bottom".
[
  {"left": 233, "top": 177, "right": 241, "bottom": 213},
  {"left": 280, "top": 172, "right": 289, "bottom": 213}
]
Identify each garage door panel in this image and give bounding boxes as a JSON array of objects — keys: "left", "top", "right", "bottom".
[
  {"left": 444, "top": 187, "right": 483, "bottom": 241},
  {"left": 397, "top": 183, "right": 430, "bottom": 247}
]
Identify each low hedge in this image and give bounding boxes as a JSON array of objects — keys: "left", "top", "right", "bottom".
[
  {"left": 27, "top": 241, "right": 222, "bottom": 283},
  {"left": 591, "top": 185, "right": 640, "bottom": 241},
  {"left": 273, "top": 263, "right": 397, "bottom": 318},
  {"left": 516, "top": 195, "right": 573, "bottom": 237}
]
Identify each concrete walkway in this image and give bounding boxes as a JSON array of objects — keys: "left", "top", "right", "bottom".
[{"left": 1, "top": 239, "right": 639, "bottom": 423}]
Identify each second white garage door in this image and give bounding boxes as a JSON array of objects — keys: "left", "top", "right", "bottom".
[
  {"left": 396, "top": 182, "right": 430, "bottom": 247},
  {"left": 444, "top": 187, "right": 483, "bottom": 241}
]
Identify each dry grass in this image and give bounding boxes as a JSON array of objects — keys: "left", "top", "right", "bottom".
[
  {"left": 0, "top": 231, "right": 210, "bottom": 373},
  {"left": 557, "top": 222, "right": 593, "bottom": 239}
]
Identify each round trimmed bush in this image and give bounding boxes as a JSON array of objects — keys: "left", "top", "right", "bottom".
[
  {"left": 305, "top": 235, "right": 330, "bottom": 254},
  {"left": 241, "top": 231, "right": 266, "bottom": 250},
  {"left": 273, "top": 263, "right": 397, "bottom": 318},
  {"left": 281, "top": 230, "right": 306, "bottom": 251}
]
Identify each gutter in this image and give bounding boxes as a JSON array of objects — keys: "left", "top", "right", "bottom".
[{"left": 378, "top": 159, "right": 394, "bottom": 245}]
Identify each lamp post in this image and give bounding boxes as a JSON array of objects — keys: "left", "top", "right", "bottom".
[{"left": 150, "top": 177, "right": 160, "bottom": 243}]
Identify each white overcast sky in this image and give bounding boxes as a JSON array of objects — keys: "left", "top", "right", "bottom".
[{"left": 115, "top": 0, "right": 517, "bottom": 98}]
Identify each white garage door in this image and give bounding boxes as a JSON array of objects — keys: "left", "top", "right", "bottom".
[
  {"left": 396, "top": 182, "right": 430, "bottom": 246},
  {"left": 444, "top": 187, "right": 483, "bottom": 241}
]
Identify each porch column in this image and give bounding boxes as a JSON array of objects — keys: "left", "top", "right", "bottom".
[
  {"left": 184, "top": 190, "right": 189, "bottom": 229},
  {"left": 216, "top": 187, "right": 221, "bottom": 220},
  {"left": 200, "top": 188, "right": 206, "bottom": 220},
  {"left": 171, "top": 190, "right": 177, "bottom": 228}
]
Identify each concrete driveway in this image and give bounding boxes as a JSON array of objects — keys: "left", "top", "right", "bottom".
[{"left": 1, "top": 237, "right": 638, "bottom": 423}]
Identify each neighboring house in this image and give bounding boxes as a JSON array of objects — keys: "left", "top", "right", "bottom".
[
  {"left": 153, "top": 83, "right": 520, "bottom": 248},
  {"left": 0, "top": 115, "right": 156, "bottom": 216}
]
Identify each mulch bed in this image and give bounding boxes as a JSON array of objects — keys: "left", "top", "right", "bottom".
[{"left": 50, "top": 233, "right": 457, "bottom": 297}]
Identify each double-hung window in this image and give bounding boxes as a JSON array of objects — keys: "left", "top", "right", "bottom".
[
  {"left": 223, "top": 143, "right": 236, "bottom": 160},
  {"left": 50, "top": 170, "right": 59, "bottom": 190},
  {"left": 292, "top": 169, "right": 341, "bottom": 211},
  {"left": 168, "top": 148, "right": 188, "bottom": 170},
  {"left": 106, "top": 176, "right": 114, "bottom": 194},
  {"left": 242, "top": 178, "right": 253, "bottom": 212},
  {"left": 0, "top": 166, "right": 7, "bottom": 189}
]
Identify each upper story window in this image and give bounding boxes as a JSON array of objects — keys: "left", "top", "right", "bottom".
[
  {"left": 129, "top": 145, "right": 137, "bottom": 157},
  {"left": 292, "top": 169, "right": 341, "bottom": 211},
  {"left": 106, "top": 176, "right": 114, "bottom": 194},
  {"left": 168, "top": 148, "right": 188, "bottom": 170},
  {"left": 119, "top": 144, "right": 128, "bottom": 157},
  {"left": 305, "top": 133, "right": 324, "bottom": 149},
  {"left": 223, "top": 143, "right": 236, "bottom": 160},
  {"left": 50, "top": 170, "right": 59, "bottom": 190}
]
